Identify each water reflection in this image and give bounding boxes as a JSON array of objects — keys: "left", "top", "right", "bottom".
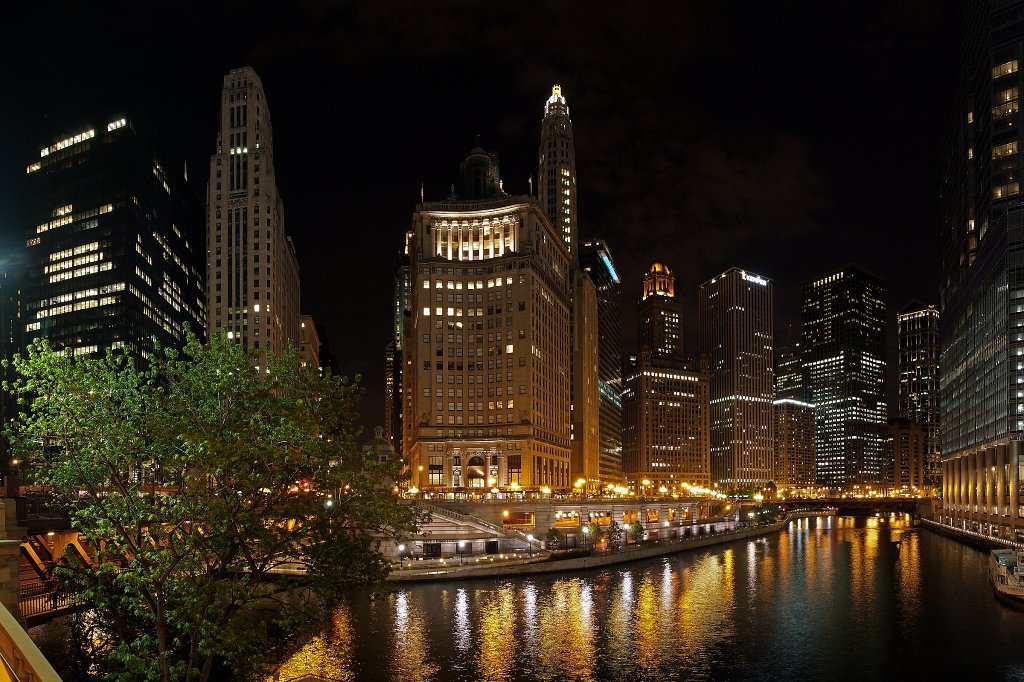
[{"left": 268, "top": 516, "right": 1024, "bottom": 681}]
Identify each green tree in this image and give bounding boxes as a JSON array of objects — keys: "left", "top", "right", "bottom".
[
  {"left": 586, "top": 521, "right": 602, "bottom": 548},
  {"left": 5, "top": 332, "right": 421, "bottom": 681},
  {"left": 629, "top": 520, "right": 644, "bottom": 543},
  {"left": 545, "top": 526, "right": 562, "bottom": 549},
  {"left": 606, "top": 520, "right": 624, "bottom": 549}
]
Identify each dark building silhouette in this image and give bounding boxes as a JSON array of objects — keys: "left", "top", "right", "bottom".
[
  {"left": 23, "top": 115, "right": 205, "bottom": 359},
  {"left": 897, "top": 303, "right": 940, "bottom": 486}
]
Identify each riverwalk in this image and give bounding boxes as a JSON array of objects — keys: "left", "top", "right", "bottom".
[{"left": 387, "top": 511, "right": 830, "bottom": 582}]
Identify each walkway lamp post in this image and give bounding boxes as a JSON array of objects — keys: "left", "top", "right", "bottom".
[
  {"left": 398, "top": 544, "right": 405, "bottom": 569},
  {"left": 458, "top": 540, "right": 465, "bottom": 565},
  {"left": 582, "top": 524, "right": 589, "bottom": 550},
  {"left": 527, "top": 534, "right": 534, "bottom": 557}
]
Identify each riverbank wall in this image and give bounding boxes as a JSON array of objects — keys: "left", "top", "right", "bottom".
[
  {"left": 921, "top": 518, "right": 1024, "bottom": 551},
  {"left": 388, "top": 512, "right": 827, "bottom": 582}
]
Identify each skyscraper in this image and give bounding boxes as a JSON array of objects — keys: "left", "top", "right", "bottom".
[
  {"left": 207, "top": 67, "right": 300, "bottom": 364},
  {"left": 538, "top": 85, "right": 578, "bottom": 259},
  {"left": 638, "top": 263, "right": 684, "bottom": 367},
  {"left": 403, "top": 144, "right": 572, "bottom": 492},
  {"left": 699, "top": 267, "right": 774, "bottom": 490},
  {"left": 579, "top": 238, "right": 624, "bottom": 484},
  {"left": 571, "top": 270, "right": 600, "bottom": 491},
  {"left": 801, "top": 265, "right": 887, "bottom": 488},
  {"left": 385, "top": 246, "right": 412, "bottom": 448},
  {"left": 623, "top": 262, "right": 709, "bottom": 491},
  {"left": 773, "top": 343, "right": 815, "bottom": 491},
  {"left": 939, "top": 2, "right": 1024, "bottom": 540},
  {"left": 897, "top": 303, "right": 940, "bottom": 486},
  {"left": 23, "top": 115, "right": 205, "bottom": 359}
]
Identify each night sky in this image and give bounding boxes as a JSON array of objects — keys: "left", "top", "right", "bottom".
[{"left": 0, "top": 1, "right": 958, "bottom": 434}]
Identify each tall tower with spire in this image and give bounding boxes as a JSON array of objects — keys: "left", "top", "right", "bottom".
[{"left": 538, "top": 85, "right": 578, "bottom": 260}]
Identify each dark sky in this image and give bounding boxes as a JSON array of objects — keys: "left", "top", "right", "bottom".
[{"left": 0, "top": 1, "right": 957, "bottom": 433}]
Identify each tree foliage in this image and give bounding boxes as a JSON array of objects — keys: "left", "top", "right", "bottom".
[{"left": 5, "top": 332, "right": 420, "bottom": 681}]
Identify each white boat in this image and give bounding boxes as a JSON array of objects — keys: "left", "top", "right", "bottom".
[{"left": 990, "top": 549, "right": 1024, "bottom": 601}]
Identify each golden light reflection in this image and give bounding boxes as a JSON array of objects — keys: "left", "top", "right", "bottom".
[
  {"left": 266, "top": 603, "right": 355, "bottom": 682},
  {"left": 674, "top": 551, "right": 736, "bottom": 669},
  {"left": 535, "top": 579, "right": 595, "bottom": 681},
  {"left": 475, "top": 586, "right": 518, "bottom": 681},
  {"left": 633, "top": 575, "right": 662, "bottom": 676},
  {"left": 393, "top": 591, "right": 440, "bottom": 682}
]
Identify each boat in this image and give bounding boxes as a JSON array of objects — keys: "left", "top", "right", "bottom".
[{"left": 990, "top": 549, "right": 1024, "bottom": 601}]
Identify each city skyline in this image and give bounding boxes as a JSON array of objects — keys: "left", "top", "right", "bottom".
[{"left": 0, "top": 3, "right": 956, "bottom": 434}]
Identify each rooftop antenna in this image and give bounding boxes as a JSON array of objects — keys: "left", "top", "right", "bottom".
[
  {"left": 420, "top": 181, "right": 424, "bottom": 204},
  {"left": 528, "top": 175, "right": 533, "bottom": 196}
]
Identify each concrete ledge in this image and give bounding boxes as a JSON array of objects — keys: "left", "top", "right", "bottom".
[
  {"left": 921, "top": 518, "right": 1024, "bottom": 551},
  {"left": 388, "top": 513, "right": 827, "bottom": 582}
]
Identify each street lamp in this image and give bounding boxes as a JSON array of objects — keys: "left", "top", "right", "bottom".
[
  {"left": 582, "top": 524, "right": 590, "bottom": 550},
  {"left": 527, "top": 534, "right": 534, "bottom": 557},
  {"left": 458, "top": 540, "right": 465, "bottom": 565},
  {"left": 398, "top": 544, "right": 406, "bottom": 569}
]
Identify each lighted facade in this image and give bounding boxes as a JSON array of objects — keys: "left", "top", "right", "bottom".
[
  {"left": 579, "top": 239, "right": 624, "bottom": 484},
  {"left": 887, "top": 417, "right": 928, "bottom": 491},
  {"left": 939, "top": 2, "right": 1024, "bottom": 541},
  {"left": 624, "top": 263, "right": 710, "bottom": 490},
  {"left": 774, "top": 399, "right": 816, "bottom": 489},
  {"left": 802, "top": 265, "right": 887, "bottom": 488},
  {"left": 206, "top": 67, "right": 301, "bottom": 365},
  {"left": 298, "top": 314, "right": 320, "bottom": 372},
  {"left": 897, "top": 303, "right": 940, "bottom": 485},
  {"left": 23, "top": 116, "right": 205, "bottom": 360},
  {"left": 571, "top": 270, "right": 601, "bottom": 490},
  {"left": 699, "top": 268, "right": 774, "bottom": 490},
  {"left": 538, "top": 85, "right": 577, "bottom": 258},
  {"left": 403, "top": 145, "right": 572, "bottom": 492}
]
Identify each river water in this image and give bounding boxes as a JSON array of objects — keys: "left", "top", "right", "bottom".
[{"left": 271, "top": 516, "right": 1024, "bottom": 681}]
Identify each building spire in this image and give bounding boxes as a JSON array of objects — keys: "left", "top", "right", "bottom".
[{"left": 538, "top": 83, "right": 577, "bottom": 259}]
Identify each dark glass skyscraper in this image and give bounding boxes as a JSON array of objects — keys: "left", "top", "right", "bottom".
[
  {"left": 897, "top": 303, "right": 940, "bottom": 486},
  {"left": 939, "top": 1, "right": 1024, "bottom": 540},
  {"left": 580, "top": 239, "right": 623, "bottom": 483},
  {"left": 801, "top": 265, "right": 886, "bottom": 488},
  {"left": 23, "top": 116, "right": 205, "bottom": 359}
]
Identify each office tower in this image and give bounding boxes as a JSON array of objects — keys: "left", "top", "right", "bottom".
[
  {"left": 623, "top": 263, "right": 709, "bottom": 491},
  {"left": 403, "top": 144, "right": 572, "bottom": 492},
  {"left": 887, "top": 417, "right": 928, "bottom": 492},
  {"left": 0, "top": 271, "right": 21, "bottom": 490},
  {"left": 773, "top": 343, "right": 815, "bottom": 491},
  {"left": 538, "top": 85, "right": 577, "bottom": 259},
  {"left": 579, "top": 238, "right": 624, "bottom": 484},
  {"left": 207, "top": 67, "right": 300, "bottom": 365},
  {"left": 638, "top": 262, "right": 684, "bottom": 367},
  {"left": 801, "top": 265, "right": 887, "bottom": 488},
  {"left": 298, "top": 315, "right": 320, "bottom": 372},
  {"left": 897, "top": 303, "right": 940, "bottom": 486},
  {"left": 939, "top": 2, "right": 1024, "bottom": 540},
  {"left": 570, "top": 271, "right": 600, "bottom": 491},
  {"left": 23, "top": 115, "right": 205, "bottom": 359},
  {"left": 699, "top": 268, "right": 774, "bottom": 490},
  {"left": 775, "top": 344, "right": 806, "bottom": 402},
  {"left": 774, "top": 398, "right": 816, "bottom": 491},
  {"left": 385, "top": 247, "right": 413, "bottom": 448}
]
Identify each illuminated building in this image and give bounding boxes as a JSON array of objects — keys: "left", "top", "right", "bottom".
[
  {"left": 579, "top": 239, "right": 624, "bottom": 484},
  {"left": 298, "top": 315, "right": 320, "bottom": 372},
  {"left": 802, "top": 265, "right": 887, "bottom": 488},
  {"left": 624, "top": 263, "right": 710, "bottom": 491},
  {"left": 403, "top": 143, "right": 572, "bottom": 492},
  {"left": 0, "top": 272, "right": 20, "bottom": 486},
  {"left": 886, "top": 417, "right": 927, "bottom": 492},
  {"left": 939, "top": 2, "right": 1024, "bottom": 540},
  {"left": 774, "top": 399, "right": 816, "bottom": 489},
  {"left": 897, "top": 303, "right": 940, "bottom": 485},
  {"left": 23, "top": 115, "right": 205, "bottom": 360},
  {"left": 538, "top": 84, "right": 577, "bottom": 259},
  {"left": 206, "top": 67, "right": 301, "bottom": 364},
  {"left": 775, "top": 343, "right": 806, "bottom": 402},
  {"left": 699, "top": 267, "right": 774, "bottom": 490}
]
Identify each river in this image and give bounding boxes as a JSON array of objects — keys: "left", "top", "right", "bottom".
[{"left": 271, "top": 516, "right": 1024, "bottom": 681}]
